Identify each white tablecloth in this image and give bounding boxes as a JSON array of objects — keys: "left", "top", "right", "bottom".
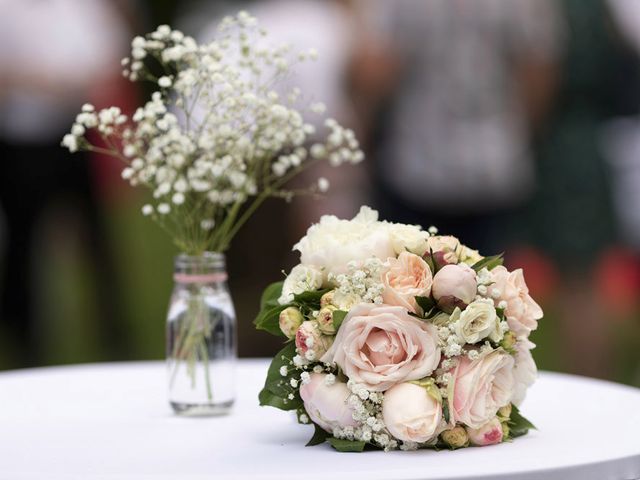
[{"left": 0, "top": 360, "right": 639, "bottom": 480}]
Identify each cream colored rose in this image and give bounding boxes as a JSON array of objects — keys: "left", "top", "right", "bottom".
[
  {"left": 459, "top": 245, "right": 483, "bottom": 266},
  {"left": 456, "top": 300, "right": 502, "bottom": 344},
  {"left": 387, "top": 223, "right": 429, "bottom": 256},
  {"left": 487, "top": 266, "right": 543, "bottom": 336},
  {"left": 293, "top": 206, "right": 395, "bottom": 281},
  {"left": 278, "top": 264, "right": 323, "bottom": 305},
  {"left": 440, "top": 426, "right": 469, "bottom": 448},
  {"left": 512, "top": 338, "right": 537, "bottom": 406},
  {"left": 278, "top": 307, "right": 303, "bottom": 339},
  {"left": 299, "top": 373, "right": 357, "bottom": 433},
  {"left": 448, "top": 350, "right": 515, "bottom": 429},
  {"left": 382, "top": 382, "right": 443, "bottom": 443},
  {"left": 466, "top": 417, "right": 503, "bottom": 446},
  {"left": 432, "top": 264, "right": 477, "bottom": 311},
  {"left": 426, "top": 235, "right": 461, "bottom": 265},
  {"left": 382, "top": 252, "right": 433, "bottom": 313},
  {"left": 321, "top": 304, "right": 441, "bottom": 391}
]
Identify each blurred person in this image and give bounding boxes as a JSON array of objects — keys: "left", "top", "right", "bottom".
[
  {"left": 352, "top": 0, "right": 564, "bottom": 255},
  {"left": 0, "top": 0, "right": 131, "bottom": 366},
  {"left": 523, "top": 0, "right": 640, "bottom": 380}
]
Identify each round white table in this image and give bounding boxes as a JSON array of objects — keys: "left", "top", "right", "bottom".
[{"left": 1, "top": 360, "right": 639, "bottom": 480}]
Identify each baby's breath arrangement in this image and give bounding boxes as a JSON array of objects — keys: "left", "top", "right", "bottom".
[{"left": 62, "top": 12, "right": 363, "bottom": 255}]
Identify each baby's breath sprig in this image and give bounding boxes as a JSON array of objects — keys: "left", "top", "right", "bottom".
[{"left": 62, "top": 12, "right": 363, "bottom": 255}]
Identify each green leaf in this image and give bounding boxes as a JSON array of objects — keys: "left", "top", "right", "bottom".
[
  {"left": 508, "top": 404, "right": 536, "bottom": 438},
  {"left": 306, "top": 423, "right": 329, "bottom": 447},
  {"left": 258, "top": 387, "right": 299, "bottom": 410},
  {"left": 471, "top": 254, "right": 504, "bottom": 272},
  {"left": 293, "top": 288, "right": 331, "bottom": 309},
  {"left": 442, "top": 401, "right": 450, "bottom": 423},
  {"left": 332, "top": 310, "right": 348, "bottom": 331},
  {"left": 327, "top": 437, "right": 366, "bottom": 452},
  {"left": 254, "top": 304, "right": 287, "bottom": 337},
  {"left": 415, "top": 295, "right": 436, "bottom": 313},
  {"left": 260, "top": 281, "right": 284, "bottom": 310},
  {"left": 258, "top": 342, "right": 302, "bottom": 411},
  {"left": 423, "top": 249, "right": 437, "bottom": 274}
]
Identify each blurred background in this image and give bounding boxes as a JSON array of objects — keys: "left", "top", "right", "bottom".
[{"left": 1, "top": 0, "right": 639, "bottom": 387}]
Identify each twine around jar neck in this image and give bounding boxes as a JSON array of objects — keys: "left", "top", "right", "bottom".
[{"left": 173, "top": 252, "right": 227, "bottom": 284}]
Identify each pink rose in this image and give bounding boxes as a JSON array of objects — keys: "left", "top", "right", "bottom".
[
  {"left": 432, "top": 264, "right": 477, "bottom": 311},
  {"left": 299, "top": 373, "right": 357, "bottom": 433},
  {"left": 466, "top": 417, "right": 503, "bottom": 446},
  {"left": 448, "top": 350, "right": 515, "bottom": 429},
  {"left": 295, "top": 321, "right": 332, "bottom": 360},
  {"left": 512, "top": 338, "right": 537, "bottom": 406},
  {"left": 382, "top": 382, "right": 443, "bottom": 443},
  {"left": 382, "top": 252, "right": 433, "bottom": 313},
  {"left": 488, "top": 266, "right": 543, "bottom": 336},
  {"left": 320, "top": 304, "right": 441, "bottom": 391}
]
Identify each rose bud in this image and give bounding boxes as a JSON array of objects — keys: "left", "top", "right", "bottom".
[
  {"left": 466, "top": 417, "right": 504, "bottom": 446},
  {"left": 295, "top": 321, "right": 332, "bottom": 360},
  {"left": 426, "top": 235, "right": 461, "bottom": 267},
  {"left": 316, "top": 305, "right": 337, "bottom": 335},
  {"left": 320, "top": 290, "right": 336, "bottom": 308},
  {"left": 497, "top": 404, "right": 512, "bottom": 420},
  {"left": 440, "top": 426, "right": 469, "bottom": 449},
  {"left": 500, "top": 331, "right": 517, "bottom": 351},
  {"left": 432, "top": 264, "right": 477, "bottom": 312},
  {"left": 279, "top": 307, "right": 303, "bottom": 339}
]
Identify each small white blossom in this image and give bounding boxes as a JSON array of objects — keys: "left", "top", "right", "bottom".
[
  {"left": 157, "top": 203, "right": 170, "bottom": 214},
  {"left": 279, "top": 366, "right": 288, "bottom": 377},
  {"left": 317, "top": 177, "right": 330, "bottom": 193},
  {"left": 158, "top": 76, "right": 172, "bottom": 88},
  {"left": 324, "top": 373, "right": 336, "bottom": 386}
]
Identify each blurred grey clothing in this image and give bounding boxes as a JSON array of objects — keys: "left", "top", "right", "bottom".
[{"left": 370, "top": 0, "right": 564, "bottom": 212}]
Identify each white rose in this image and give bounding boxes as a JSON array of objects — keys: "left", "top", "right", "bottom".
[
  {"left": 382, "top": 382, "right": 443, "bottom": 443},
  {"left": 293, "top": 206, "right": 395, "bottom": 280},
  {"left": 321, "top": 304, "right": 441, "bottom": 391},
  {"left": 386, "top": 223, "right": 429, "bottom": 256},
  {"left": 448, "top": 350, "right": 515, "bottom": 429},
  {"left": 459, "top": 245, "right": 483, "bottom": 266},
  {"left": 299, "top": 373, "right": 358, "bottom": 433},
  {"left": 512, "top": 338, "right": 537, "bottom": 406},
  {"left": 456, "top": 300, "right": 502, "bottom": 344},
  {"left": 278, "top": 264, "right": 323, "bottom": 304}
]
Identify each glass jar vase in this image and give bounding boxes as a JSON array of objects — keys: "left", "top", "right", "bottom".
[{"left": 166, "top": 252, "right": 236, "bottom": 416}]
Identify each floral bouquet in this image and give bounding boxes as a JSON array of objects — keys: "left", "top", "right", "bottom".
[{"left": 256, "top": 207, "right": 540, "bottom": 451}]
